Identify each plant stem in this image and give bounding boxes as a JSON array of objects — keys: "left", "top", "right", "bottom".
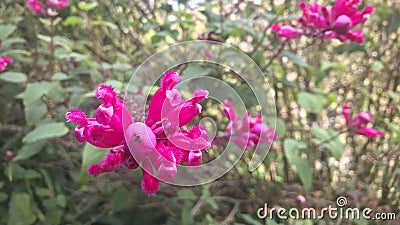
[
  {"left": 46, "top": 16, "right": 55, "bottom": 80},
  {"left": 317, "top": 127, "right": 349, "bottom": 146},
  {"left": 262, "top": 38, "right": 290, "bottom": 71}
]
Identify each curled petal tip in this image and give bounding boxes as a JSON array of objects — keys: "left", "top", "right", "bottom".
[
  {"left": 96, "top": 84, "right": 118, "bottom": 104},
  {"left": 141, "top": 171, "right": 160, "bottom": 196},
  {"left": 87, "top": 164, "right": 101, "bottom": 177},
  {"left": 161, "top": 70, "right": 180, "bottom": 90},
  {"left": 66, "top": 109, "right": 87, "bottom": 124}
]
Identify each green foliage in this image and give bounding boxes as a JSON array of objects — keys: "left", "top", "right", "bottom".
[
  {"left": 297, "top": 92, "right": 326, "bottom": 114},
  {"left": 312, "top": 128, "right": 344, "bottom": 160},
  {"left": 8, "top": 193, "right": 38, "bottom": 225},
  {"left": 0, "top": 72, "right": 27, "bottom": 83},
  {"left": 22, "top": 122, "right": 69, "bottom": 143}
]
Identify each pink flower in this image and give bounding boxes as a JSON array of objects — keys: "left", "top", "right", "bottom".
[
  {"left": 223, "top": 100, "right": 276, "bottom": 149},
  {"left": 26, "top": 0, "right": 69, "bottom": 15},
  {"left": 27, "top": 0, "right": 45, "bottom": 15},
  {"left": 342, "top": 104, "right": 384, "bottom": 138},
  {"left": 0, "top": 56, "right": 13, "bottom": 71},
  {"left": 66, "top": 71, "right": 211, "bottom": 196},
  {"left": 271, "top": 25, "right": 303, "bottom": 39},
  {"left": 46, "top": 0, "right": 70, "bottom": 9},
  {"left": 127, "top": 71, "right": 211, "bottom": 195},
  {"left": 271, "top": 0, "right": 374, "bottom": 43}
]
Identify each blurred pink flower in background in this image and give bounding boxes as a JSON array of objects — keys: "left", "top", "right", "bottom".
[
  {"left": 223, "top": 100, "right": 276, "bottom": 149},
  {"left": 271, "top": 24, "right": 303, "bottom": 39},
  {"left": 271, "top": 0, "right": 374, "bottom": 43},
  {"left": 342, "top": 104, "right": 384, "bottom": 138},
  {"left": 27, "top": 0, "right": 69, "bottom": 15},
  {"left": 66, "top": 71, "right": 211, "bottom": 195},
  {"left": 0, "top": 56, "right": 13, "bottom": 71}
]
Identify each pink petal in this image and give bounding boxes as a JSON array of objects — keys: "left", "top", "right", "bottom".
[
  {"left": 168, "top": 126, "right": 211, "bottom": 151},
  {"left": 66, "top": 109, "right": 88, "bottom": 125},
  {"left": 141, "top": 170, "right": 160, "bottom": 196},
  {"left": 355, "top": 127, "right": 385, "bottom": 138},
  {"left": 96, "top": 104, "right": 114, "bottom": 125},
  {"left": 223, "top": 100, "right": 238, "bottom": 122},
  {"left": 84, "top": 122, "right": 124, "bottom": 148},
  {"left": 147, "top": 70, "right": 181, "bottom": 124},
  {"left": 155, "top": 143, "right": 177, "bottom": 181},
  {"left": 277, "top": 25, "right": 303, "bottom": 39},
  {"left": 26, "top": 0, "right": 45, "bottom": 15},
  {"left": 96, "top": 84, "right": 117, "bottom": 105},
  {"left": 87, "top": 149, "right": 125, "bottom": 176},
  {"left": 333, "top": 15, "right": 352, "bottom": 35},
  {"left": 74, "top": 125, "right": 86, "bottom": 142},
  {"left": 187, "top": 150, "right": 202, "bottom": 166},
  {"left": 160, "top": 70, "right": 180, "bottom": 90},
  {"left": 342, "top": 104, "right": 350, "bottom": 124}
]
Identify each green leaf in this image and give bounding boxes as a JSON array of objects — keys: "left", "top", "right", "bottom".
[
  {"left": 52, "top": 72, "right": 70, "bottom": 81},
  {"left": 297, "top": 92, "right": 325, "bottom": 114},
  {"left": 24, "top": 99, "right": 47, "bottom": 125},
  {"left": 0, "top": 24, "right": 17, "bottom": 41},
  {"left": 35, "top": 188, "right": 52, "bottom": 197},
  {"left": 204, "top": 195, "right": 218, "bottom": 210},
  {"left": 282, "top": 51, "right": 309, "bottom": 67},
  {"left": 0, "top": 192, "right": 7, "bottom": 202},
  {"left": 312, "top": 127, "right": 344, "bottom": 160},
  {"left": 23, "top": 122, "right": 69, "bottom": 143},
  {"left": 8, "top": 193, "right": 37, "bottom": 225},
  {"left": 78, "top": 1, "right": 98, "bottom": 11},
  {"left": 239, "top": 214, "right": 263, "bottom": 225},
  {"left": 111, "top": 190, "right": 132, "bottom": 212},
  {"left": 0, "top": 49, "right": 31, "bottom": 56},
  {"left": 63, "top": 16, "right": 84, "bottom": 26},
  {"left": 388, "top": 9, "right": 400, "bottom": 32},
  {"left": 181, "top": 207, "right": 195, "bottom": 225},
  {"left": 0, "top": 72, "right": 28, "bottom": 83},
  {"left": 371, "top": 61, "right": 384, "bottom": 72},
  {"left": 47, "top": 86, "right": 67, "bottom": 103},
  {"left": 112, "top": 63, "right": 132, "bottom": 71},
  {"left": 316, "top": 62, "right": 347, "bottom": 83},
  {"left": 78, "top": 143, "right": 108, "bottom": 183},
  {"left": 178, "top": 189, "right": 197, "bottom": 201},
  {"left": 275, "top": 118, "right": 286, "bottom": 138},
  {"left": 182, "top": 65, "right": 212, "bottom": 80},
  {"left": 56, "top": 195, "right": 67, "bottom": 208},
  {"left": 334, "top": 43, "right": 364, "bottom": 54},
  {"left": 1, "top": 37, "right": 26, "bottom": 50},
  {"left": 13, "top": 140, "right": 47, "bottom": 161},
  {"left": 5, "top": 162, "right": 41, "bottom": 181},
  {"left": 92, "top": 21, "right": 118, "bottom": 30},
  {"left": 265, "top": 218, "right": 280, "bottom": 225},
  {"left": 389, "top": 91, "right": 400, "bottom": 103},
  {"left": 294, "top": 158, "right": 312, "bottom": 192},
  {"left": 19, "top": 82, "right": 57, "bottom": 105},
  {"left": 283, "top": 139, "right": 307, "bottom": 165}
]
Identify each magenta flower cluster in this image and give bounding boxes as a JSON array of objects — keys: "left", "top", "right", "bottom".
[
  {"left": 223, "top": 100, "right": 277, "bottom": 149},
  {"left": 0, "top": 43, "right": 13, "bottom": 72},
  {"left": 27, "top": 0, "right": 69, "bottom": 15},
  {"left": 342, "top": 104, "right": 384, "bottom": 138},
  {"left": 0, "top": 56, "right": 13, "bottom": 72},
  {"left": 271, "top": 0, "right": 375, "bottom": 43},
  {"left": 66, "top": 71, "right": 213, "bottom": 195}
]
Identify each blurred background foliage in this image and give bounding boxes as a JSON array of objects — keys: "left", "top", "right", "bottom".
[{"left": 0, "top": 0, "right": 399, "bottom": 224}]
